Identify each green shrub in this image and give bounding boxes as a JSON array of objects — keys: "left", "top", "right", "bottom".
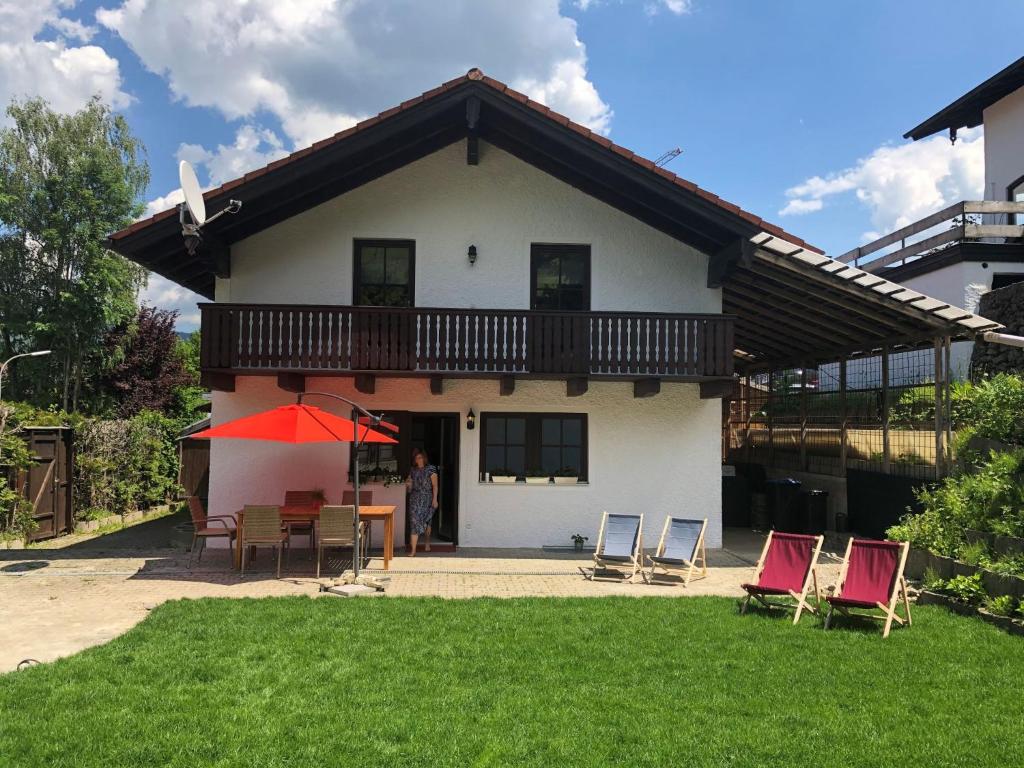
[
  {"left": 943, "top": 573, "right": 986, "bottom": 605},
  {"left": 957, "top": 539, "right": 988, "bottom": 566},
  {"left": 985, "top": 594, "right": 1017, "bottom": 617},
  {"left": 986, "top": 554, "right": 1024, "bottom": 577},
  {"left": 922, "top": 566, "right": 945, "bottom": 591}
]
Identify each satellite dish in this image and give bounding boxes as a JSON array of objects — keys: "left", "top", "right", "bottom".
[
  {"left": 179, "top": 160, "right": 206, "bottom": 226},
  {"left": 176, "top": 160, "right": 242, "bottom": 255}
]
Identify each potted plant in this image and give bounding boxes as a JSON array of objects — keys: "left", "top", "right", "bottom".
[
  {"left": 553, "top": 467, "right": 579, "bottom": 485},
  {"left": 491, "top": 468, "right": 517, "bottom": 484},
  {"left": 524, "top": 468, "right": 550, "bottom": 485},
  {"left": 571, "top": 533, "right": 588, "bottom": 552}
]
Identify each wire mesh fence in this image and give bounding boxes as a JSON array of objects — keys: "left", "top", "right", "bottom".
[{"left": 727, "top": 346, "right": 948, "bottom": 480}]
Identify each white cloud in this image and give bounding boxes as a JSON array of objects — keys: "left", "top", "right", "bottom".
[
  {"left": 778, "top": 198, "right": 823, "bottom": 216},
  {"left": 179, "top": 124, "right": 289, "bottom": 187},
  {"left": 97, "top": 0, "right": 612, "bottom": 149},
  {"left": 577, "top": 0, "right": 692, "bottom": 14},
  {"left": 780, "top": 127, "right": 985, "bottom": 238},
  {"left": 0, "top": 0, "right": 128, "bottom": 122},
  {"left": 139, "top": 273, "right": 203, "bottom": 330}
]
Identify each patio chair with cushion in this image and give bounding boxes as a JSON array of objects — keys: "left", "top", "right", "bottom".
[
  {"left": 317, "top": 505, "right": 367, "bottom": 579},
  {"left": 824, "top": 538, "right": 912, "bottom": 638},
  {"left": 589, "top": 512, "right": 644, "bottom": 582},
  {"left": 646, "top": 517, "right": 708, "bottom": 586},
  {"left": 240, "top": 505, "right": 289, "bottom": 578},
  {"left": 740, "top": 531, "right": 823, "bottom": 624},
  {"left": 283, "top": 490, "right": 323, "bottom": 553},
  {"left": 187, "top": 496, "right": 236, "bottom": 567}
]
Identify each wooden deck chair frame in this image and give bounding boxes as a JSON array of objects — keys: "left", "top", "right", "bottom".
[
  {"left": 824, "top": 539, "right": 912, "bottom": 639},
  {"left": 589, "top": 511, "right": 644, "bottom": 582},
  {"left": 645, "top": 517, "right": 708, "bottom": 586},
  {"left": 740, "top": 531, "right": 824, "bottom": 624}
]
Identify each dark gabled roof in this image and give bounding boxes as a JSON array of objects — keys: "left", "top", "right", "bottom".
[
  {"left": 904, "top": 56, "right": 1024, "bottom": 141},
  {"left": 108, "top": 68, "right": 821, "bottom": 298}
]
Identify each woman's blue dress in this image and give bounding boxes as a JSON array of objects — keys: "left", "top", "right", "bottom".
[{"left": 409, "top": 464, "right": 437, "bottom": 535}]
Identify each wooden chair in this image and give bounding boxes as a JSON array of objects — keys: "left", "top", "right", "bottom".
[
  {"left": 187, "top": 496, "right": 236, "bottom": 567},
  {"left": 589, "top": 512, "right": 644, "bottom": 582},
  {"left": 740, "top": 531, "right": 823, "bottom": 624},
  {"left": 240, "top": 505, "right": 289, "bottom": 578},
  {"left": 824, "top": 538, "right": 912, "bottom": 638},
  {"left": 316, "top": 505, "right": 367, "bottom": 578},
  {"left": 645, "top": 517, "right": 708, "bottom": 586},
  {"left": 283, "top": 490, "right": 323, "bottom": 554}
]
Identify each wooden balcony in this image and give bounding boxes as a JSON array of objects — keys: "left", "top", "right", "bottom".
[
  {"left": 837, "top": 200, "right": 1024, "bottom": 272},
  {"left": 199, "top": 303, "right": 735, "bottom": 395}
]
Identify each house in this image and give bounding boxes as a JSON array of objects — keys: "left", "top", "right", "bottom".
[
  {"left": 836, "top": 55, "right": 1024, "bottom": 380},
  {"left": 108, "top": 69, "right": 998, "bottom": 551}
]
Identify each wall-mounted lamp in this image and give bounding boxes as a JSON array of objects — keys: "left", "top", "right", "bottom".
[
  {"left": 466, "top": 408, "right": 476, "bottom": 430},
  {"left": 467, "top": 244, "right": 478, "bottom": 265}
]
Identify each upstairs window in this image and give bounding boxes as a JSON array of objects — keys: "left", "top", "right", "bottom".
[
  {"left": 354, "top": 239, "right": 415, "bottom": 307},
  {"left": 531, "top": 244, "right": 590, "bottom": 311}
]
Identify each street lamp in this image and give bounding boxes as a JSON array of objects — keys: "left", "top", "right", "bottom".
[{"left": 0, "top": 350, "right": 52, "bottom": 406}]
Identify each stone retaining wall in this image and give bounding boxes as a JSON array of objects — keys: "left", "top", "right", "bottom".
[{"left": 971, "top": 281, "right": 1024, "bottom": 376}]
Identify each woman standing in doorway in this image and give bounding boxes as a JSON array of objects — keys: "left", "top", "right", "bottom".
[{"left": 406, "top": 448, "right": 438, "bottom": 556}]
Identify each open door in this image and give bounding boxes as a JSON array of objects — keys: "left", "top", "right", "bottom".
[{"left": 409, "top": 413, "right": 459, "bottom": 547}]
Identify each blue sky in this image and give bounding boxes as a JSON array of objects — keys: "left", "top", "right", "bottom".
[{"left": 6, "top": 1, "right": 1023, "bottom": 327}]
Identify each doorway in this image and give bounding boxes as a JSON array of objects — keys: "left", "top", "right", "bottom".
[{"left": 408, "top": 413, "right": 460, "bottom": 547}]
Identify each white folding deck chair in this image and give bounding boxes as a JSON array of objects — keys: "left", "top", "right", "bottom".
[
  {"left": 589, "top": 512, "right": 644, "bottom": 582},
  {"left": 646, "top": 517, "right": 708, "bottom": 586}
]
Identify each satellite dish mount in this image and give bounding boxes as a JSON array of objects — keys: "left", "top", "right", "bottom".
[{"left": 178, "top": 160, "right": 242, "bottom": 255}]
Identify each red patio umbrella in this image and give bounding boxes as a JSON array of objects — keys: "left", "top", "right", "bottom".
[{"left": 192, "top": 398, "right": 397, "bottom": 577}]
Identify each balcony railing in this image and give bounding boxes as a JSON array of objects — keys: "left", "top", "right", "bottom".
[
  {"left": 200, "top": 304, "right": 734, "bottom": 379},
  {"left": 837, "top": 200, "right": 1024, "bottom": 272}
]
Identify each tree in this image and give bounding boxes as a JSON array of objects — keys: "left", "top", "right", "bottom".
[
  {"left": 0, "top": 97, "right": 149, "bottom": 411},
  {"left": 100, "top": 306, "right": 198, "bottom": 418}
]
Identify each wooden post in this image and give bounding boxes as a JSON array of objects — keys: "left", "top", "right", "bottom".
[
  {"left": 944, "top": 336, "right": 953, "bottom": 467},
  {"left": 744, "top": 374, "right": 753, "bottom": 463},
  {"left": 800, "top": 364, "right": 808, "bottom": 471},
  {"left": 881, "top": 345, "right": 891, "bottom": 475},
  {"left": 934, "top": 338, "right": 945, "bottom": 479},
  {"left": 767, "top": 369, "right": 775, "bottom": 468},
  {"left": 839, "top": 357, "right": 848, "bottom": 476}
]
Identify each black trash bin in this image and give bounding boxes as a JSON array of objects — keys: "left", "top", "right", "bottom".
[
  {"left": 766, "top": 478, "right": 802, "bottom": 533},
  {"left": 722, "top": 472, "right": 751, "bottom": 528},
  {"left": 801, "top": 489, "right": 829, "bottom": 535}
]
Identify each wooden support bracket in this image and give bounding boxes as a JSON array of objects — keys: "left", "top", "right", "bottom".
[
  {"left": 430, "top": 375, "right": 444, "bottom": 395},
  {"left": 633, "top": 378, "right": 661, "bottom": 398},
  {"left": 200, "top": 371, "right": 235, "bottom": 392},
  {"left": 699, "top": 379, "right": 735, "bottom": 399},
  {"left": 566, "top": 377, "right": 589, "bottom": 397},
  {"left": 276, "top": 373, "right": 305, "bottom": 393},
  {"left": 499, "top": 375, "right": 515, "bottom": 396},
  {"left": 354, "top": 374, "right": 376, "bottom": 394}
]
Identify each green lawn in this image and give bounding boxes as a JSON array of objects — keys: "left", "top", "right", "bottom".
[{"left": 2, "top": 597, "right": 1022, "bottom": 767}]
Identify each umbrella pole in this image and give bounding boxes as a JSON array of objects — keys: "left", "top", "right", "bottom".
[{"left": 352, "top": 406, "right": 362, "bottom": 579}]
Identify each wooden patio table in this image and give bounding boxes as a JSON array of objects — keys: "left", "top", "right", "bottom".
[{"left": 233, "top": 505, "right": 396, "bottom": 571}]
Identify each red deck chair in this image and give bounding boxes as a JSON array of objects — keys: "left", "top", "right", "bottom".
[
  {"left": 825, "top": 538, "right": 911, "bottom": 638},
  {"left": 740, "top": 531, "right": 823, "bottom": 624}
]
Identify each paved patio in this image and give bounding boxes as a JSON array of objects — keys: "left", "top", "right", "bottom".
[{"left": 0, "top": 525, "right": 844, "bottom": 672}]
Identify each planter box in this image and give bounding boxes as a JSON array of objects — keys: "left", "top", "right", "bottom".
[
  {"left": 524, "top": 477, "right": 551, "bottom": 485},
  {"left": 952, "top": 560, "right": 981, "bottom": 578},
  {"left": 980, "top": 569, "right": 1024, "bottom": 600},
  {"left": 491, "top": 476, "right": 517, "bottom": 484},
  {"left": 994, "top": 534, "right": 1024, "bottom": 557},
  {"left": 928, "top": 553, "right": 956, "bottom": 580},
  {"left": 905, "top": 548, "right": 929, "bottom": 579},
  {"left": 553, "top": 477, "right": 578, "bottom": 486},
  {"left": 916, "top": 591, "right": 1024, "bottom": 635},
  {"left": 965, "top": 529, "right": 997, "bottom": 550}
]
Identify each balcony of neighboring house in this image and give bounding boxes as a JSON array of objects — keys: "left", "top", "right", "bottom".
[
  {"left": 198, "top": 303, "right": 735, "bottom": 397},
  {"left": 836, "top": 200, "right": 1024, "bottom": 281}
]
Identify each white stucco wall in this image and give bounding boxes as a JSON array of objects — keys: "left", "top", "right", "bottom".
[
  {"left": 208, "top": 376, "right": 724, "bottom": 550},
  {"left": 983, "top": 87, "right": 1024, "bottom": 201},
  {"left": 216, "top": 139, "right": 719, "bottom": 315}
]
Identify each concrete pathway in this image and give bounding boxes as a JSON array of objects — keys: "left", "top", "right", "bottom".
[{"left": 0, "top": 528, "right": 844, "bottom": 672}]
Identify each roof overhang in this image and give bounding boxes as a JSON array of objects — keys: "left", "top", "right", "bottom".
[
  {"left": 904, "top": 56, "right": 1024, "bottom": 141},
  {"left": 108, "top": 72, "right": 820, "bottom": 299},
  {"left": 725, "top": 234, "right": 1002, "bottom": 370}
]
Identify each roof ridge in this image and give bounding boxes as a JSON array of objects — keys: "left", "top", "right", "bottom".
[{"left": 112, "top": 67, "right": 821, "bottom": 254}]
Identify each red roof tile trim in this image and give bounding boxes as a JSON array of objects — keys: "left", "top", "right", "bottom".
[{"left": 111, "top": 68, "right": 822, "bottom": 254}]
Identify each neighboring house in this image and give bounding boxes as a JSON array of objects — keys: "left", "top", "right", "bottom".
[
  {"left": 836, "top": 55, "right": 1024, "bottom": 381},
  {"left": 109, "top": 70, "right": 997, "bottom": 550}
]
